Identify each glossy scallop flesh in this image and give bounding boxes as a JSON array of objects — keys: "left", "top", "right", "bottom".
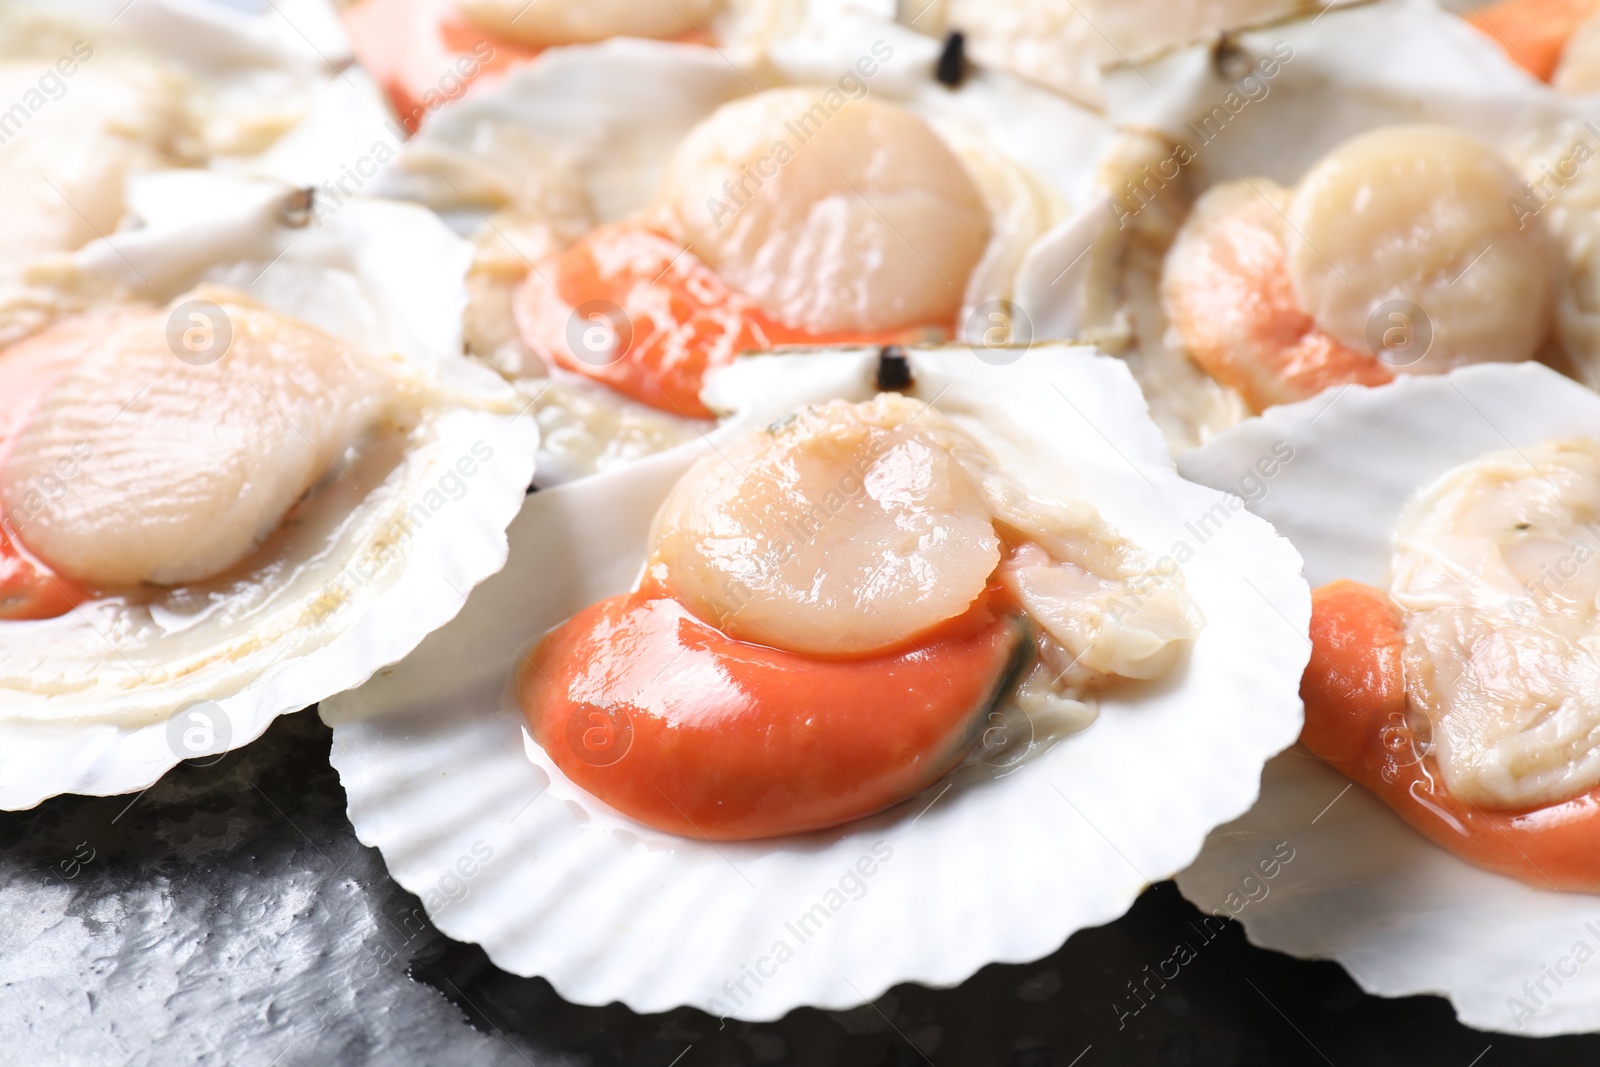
[
  {"left": 658, "top": 88, "right": 992, "bottom": 335},
  {"left": 322, "top": 346, "right": 1310, "bottom": 1020},
  {"left": 1, "top": 288, "right": 396, "bottom": 587},
  {"left": 648, "top": 393, "right": 1000, "bottom": 656},
  {"left": 1176, "top": 362, "right": 1600, "bottom": 1036},
  {"left": 1285, "top": 125, "right": 1556, "bottom": 370}
]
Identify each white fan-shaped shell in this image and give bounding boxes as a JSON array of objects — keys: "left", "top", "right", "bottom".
[
  {"left": 0, "top": 170, "right": 537, "bottom": 809},
  {"left": 907, "top": 0, "right": 1318, "bottom": 110},
  {"left": 321, "top": 344, "right": 1307, "bottom": 1019},
  {"left": 0, "top": 0, "right": 396, "bottom": 355},
  {"left": 1091, "top": 0, "right": 1600, "bottom": 448},
  {"left": 1175, "top": 362, "right": 1600, "bottom": 1036},
  {"left": 8, "top": 0, "right": 390, "bottom": 188},
  {"left": 1099, "top": 0, "right": 1542, "bottom": 187},
  {"left": 380, "top": 24, "right": 1113, "bottom": 480},
  {"left": 384, "top": 17, "right": 1109, "bottom": 228},
  {"left": 50, "top": 0, "right": 349, "bottom": 69}
]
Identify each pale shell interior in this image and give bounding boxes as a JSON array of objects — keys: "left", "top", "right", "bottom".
[
  {"left": 0, "top": 169, "right": 537, "bottom": 809},
  {"left": 1100, "top": 0, "right": 1539, "bottom": 189},
  {"left": 1094, "top": 0, "right": 1600, "bottom": 448},
  {"left": 378, "top": 24, "right": 1112, "bottom": 481},
  {"left": 1175, "top": 362, "right": 1600, "bottom": 1036},
  {"left": 19, "top": 0, "right": 384, "bottom": 186},
  {"left": 321, "top": 344, "right": 1308, "bottom": 1020},
  {"left": 0, "top": 0, "right": 394, "bottom": 344}
]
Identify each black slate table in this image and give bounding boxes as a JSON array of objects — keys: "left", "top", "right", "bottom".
[{"left": 5, "top": 710, "right": 1599, "bottom": 1066}]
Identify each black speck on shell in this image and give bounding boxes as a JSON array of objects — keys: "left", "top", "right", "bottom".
[
  {"left": 876, "top": 345, "right": 914, "bottom": 392},
  {"left": 937, "top": 30, "right": 968, "bottom": 88},
  {"left": 276, "top": 188, "right": 316, "bottom": 229},
  {"left": 1211, "top": 32, "right": 1253, "bottom": 82}
]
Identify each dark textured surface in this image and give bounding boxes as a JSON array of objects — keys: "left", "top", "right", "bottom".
[{"left": 6, "top": 712, "right": 1600, "bottom": 1067}]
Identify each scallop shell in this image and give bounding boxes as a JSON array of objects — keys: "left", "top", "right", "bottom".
[
  {"left": 0, "top": 0, "right": 398, "bottom": 349},
  {"left": 901, "top": 0, "right": 1319, "bottom": 111},
  {"left": 321, "top": 343, "right": 1308, "bottom": 1019},
  {"left": 1174, "top": 362, "right": 1600, "bottom": 1036},
  {"left": 1091, "top": 0, "right": 1600, "bottom": 448},
  {"left": 0, "top": 169, "right": 538, "bottom": 809},
  {"left": 383, "top": 12, "right": 1111, "bottom": 227},
  {"left": 14, "top": 0, "right": 388, "bottom": 184},
  {"left": 376, "top": 22, "right": 1113, "bottom": 481},
  {"left": 1098, "top": 0, "right": 1542, "bottom": 182},
  {"left": 57, "top": 0, "right": 349, "bottom": 72}
]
